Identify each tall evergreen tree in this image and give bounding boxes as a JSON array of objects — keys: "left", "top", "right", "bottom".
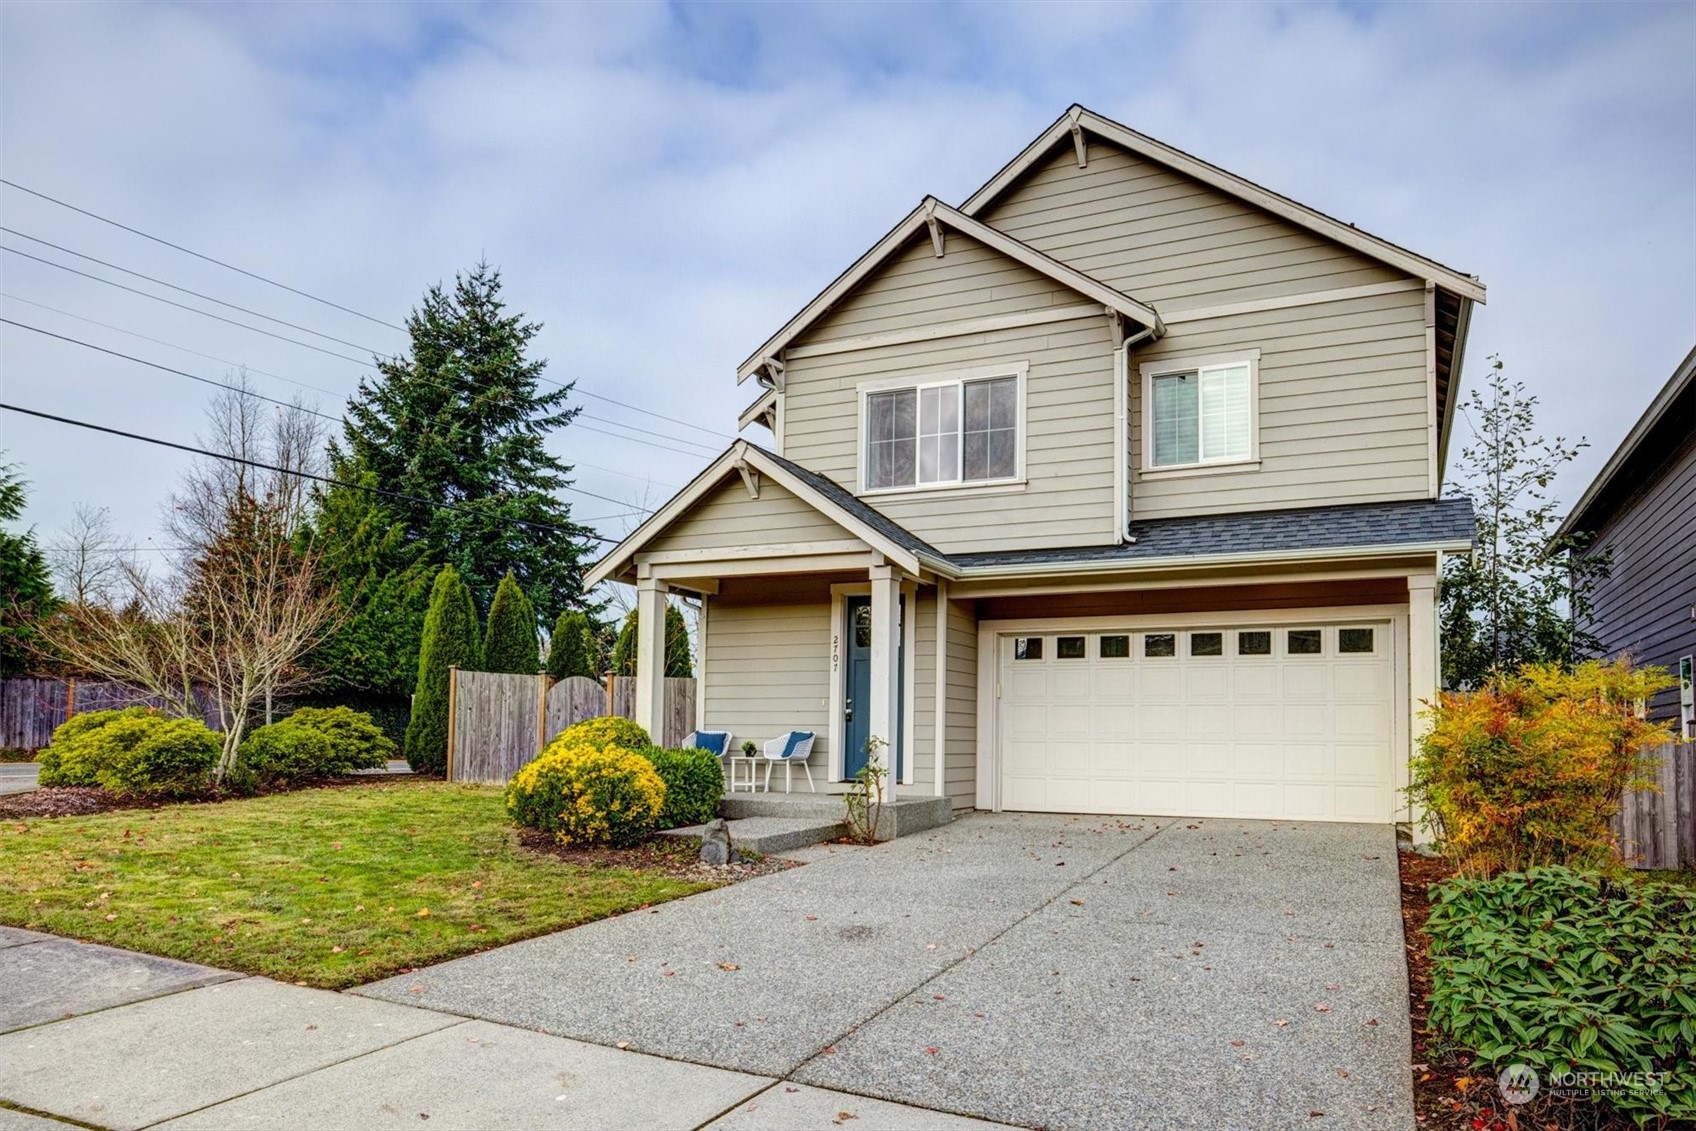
[
  {"left": 404, "top": 565, "right": 482, "bottom": 773},
  {"left": 0, "top": 459, "right": 54, "bottom": 676},
  {"left": 333, "top": 263, "right": 593, "bottom": 616},
  {"left": 546, "top": 609, "right": 598, "bottom": 680},
  {"left": 303, "top": 472, "right": 435, "bottom": 700},
  {"left": 483, "top": 572, "right": 539, "bottom": 674},
  {"left": 610, "top": 605, "right": 693, "bottom": 678}
]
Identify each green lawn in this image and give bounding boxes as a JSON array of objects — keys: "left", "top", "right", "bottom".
[{"left": 0, "top": 781, "right": 712, "bottom": 988}]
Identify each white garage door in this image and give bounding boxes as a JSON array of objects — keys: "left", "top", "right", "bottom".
[{"left": 998, "top": 621, "right": 1395, "bottom": 823}]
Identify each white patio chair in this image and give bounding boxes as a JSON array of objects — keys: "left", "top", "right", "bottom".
[{"left": 761, "top": 730, "right": 816, "bottom": 793}]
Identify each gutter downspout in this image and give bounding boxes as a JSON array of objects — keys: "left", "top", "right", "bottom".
[{"left": 1114, "top": 324, "right": 1160, "bottom": 544}]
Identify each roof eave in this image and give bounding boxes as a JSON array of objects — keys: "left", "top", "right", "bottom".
[{"left": 953, "top": 538, "right": 1475, "bottom": 581}]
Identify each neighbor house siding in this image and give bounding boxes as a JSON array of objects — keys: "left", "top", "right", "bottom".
[
  {"left": 701, "top": 581, "right": 833, "bottom": 772},
  {"left": 979, "top": 142, "right": 1405, "bottom": 310},
  {"left": 1580, "top": 431, "right": 1696, "bottom": 723},
  {"left": 782, "top": 229, "right": 1120, "bottom": 554},
  {"left": 944, "top": 596, "right": 978, "bottom": 809},
  {"left": 1128, "top": 288, "right": 1432, "bottom": 518},
  {"left": 643, "top": 476, "right": 858, "bottom": 555}
]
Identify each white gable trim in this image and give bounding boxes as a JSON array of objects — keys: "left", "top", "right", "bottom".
[
  {"left": 735, "top": 197, "right": 1162, "bottom": 383},
  {"left": 584, "top": 442, "right": 941, "bottom": 588},
  {"left": 737, "top": 387, "right": 778, "bottom": 431},
  {"left": 960, "top": 106, "right": 1487, "bottom": 305}
]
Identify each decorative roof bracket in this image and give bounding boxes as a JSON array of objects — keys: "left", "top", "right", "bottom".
[
  {"left": 923, "top": 197, "right": 946, "bottom": 258},
  {"left": 1067, "top": 106, "right": 1088, "bottom": 168}
]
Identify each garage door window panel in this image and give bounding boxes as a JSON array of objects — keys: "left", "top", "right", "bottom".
[
  {"left": 1238, "top": 630, "right": 1272, "bottom": 656},
  {"left": 1339, "top": 627, "right": 1376, "bottom": 654},
  {"left": 1144, "top": 633, "right": 1177, "bottom": 657},
  {"left": 1099, "top": 634, "right": 1130, "bottom": 659},
  {"left": 1014, "top": 637, "right": 1044, "bottom": 660},
  {"left": 1190, "top": 632, "right": 1224, "bottom": 657},
  {"left": 1287, "top": 629, "right": 1323, "bottom": 656}
]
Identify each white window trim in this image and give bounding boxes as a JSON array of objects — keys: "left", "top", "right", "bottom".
[
  {"left": 856, "top": 362, "right": 1029, "bottom": 497},
  {"left": 1139, "top": 348, "right": 1260, "bottom": 474}
]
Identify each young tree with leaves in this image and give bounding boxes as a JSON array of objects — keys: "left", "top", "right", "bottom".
[
  {"left": 331, "top": 263, "right": 593, "bottom": 617},
  {"left": 546, "top": 609, "right": 599, "bottom": 679},
  {"left": 1440, "top": 357, "right": 1606, "bottom": 688},
  {"left": 0, "top": 458, "right": 55, "bottom": 676},
  {"left": 404, "top": 564, "right": 482, "bottom": 773},
  {"left": 483, "top": 572, "right": 539, "bottom": 674}
]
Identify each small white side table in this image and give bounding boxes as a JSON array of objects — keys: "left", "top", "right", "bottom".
[{"left": 727, "top": 756, "right": 761, "bottom": 793}]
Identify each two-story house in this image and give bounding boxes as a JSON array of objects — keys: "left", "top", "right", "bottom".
[{"left": 587, "top": 105, "right": 1482, "bottom": 829}]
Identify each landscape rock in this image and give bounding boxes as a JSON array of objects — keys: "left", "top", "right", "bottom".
[{"left": 699, "top": 818, "right": 733, "bottom": 866}]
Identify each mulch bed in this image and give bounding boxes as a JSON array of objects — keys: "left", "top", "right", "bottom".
[
  {"left": 518, "top": 828, "right": 801, "bottom": 883},
  {"left": 1399, "top": 850, "right": 1635, "bottom": 1131},
  {"left": 0, "top": 773, "right": 422, "bottom": 820}
]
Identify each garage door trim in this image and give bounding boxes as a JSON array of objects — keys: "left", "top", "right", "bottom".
[{"left": 974, "top": 604, "right": 1410, "bottom": 818}]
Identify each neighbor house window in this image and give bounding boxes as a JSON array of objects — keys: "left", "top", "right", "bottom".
[
  {"left": 863, "top": 372, "right": 1019, "bottom": 490},
  {"left": 1145, "top": 355, "right": 1256, "bottom": 469}
]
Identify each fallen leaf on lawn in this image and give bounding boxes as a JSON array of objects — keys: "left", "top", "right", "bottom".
[
  {"left": 104, "top": 913, "right": 116, "bottom": 921},
  {"left": 471, "top": 881, "right": 482, "bottom": 888},
  {"left": 331, "top": 946, "right": 344, "bottom": 954},
  {"left": 416, "top": 908, "right": 431, "bottom": 918},
  {"left": 230, "top": 871, "right": 241, "bottom": 878},
  {"left": 300, "top": 917, "right": 312, "bottom": 924},
  {"left": 355, "top": 905, "right": 366, "bottom": 912},
  {"left": 718, "top": 963, "right": 740, "bottom": 971},
  {"left": 333, "top": 843, "right": 343, "bottom": 851}
]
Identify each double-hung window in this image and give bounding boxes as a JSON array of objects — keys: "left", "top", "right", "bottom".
[
  {"left": 863, "top": 370, "right": 1020, "bottom": 491},
  {"left": 1143, "top": 353, "right": 1257, "bottom": 470}
]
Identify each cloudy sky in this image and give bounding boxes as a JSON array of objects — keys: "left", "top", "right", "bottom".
[{"left": 2, "top": 1, "right": 1692, "bottom": 562}]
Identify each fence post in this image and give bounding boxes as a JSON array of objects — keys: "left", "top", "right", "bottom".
[
  {"left": 446, "top": 666, "right": 459, "bottom": 782},
  {"left": 535, "top": 672, "right": 550, "bottom": 754},
  {"left": 65, "top": 676, "right": 76, "bottom": 720},
  {"left": 605, "top": 672, "right": 615, "bottom": 715}
]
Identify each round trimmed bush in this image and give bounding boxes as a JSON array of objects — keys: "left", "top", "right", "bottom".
[
  {"left": 550, "top": 716, "right": 651, "bottom": 756},
  {"left": 505, "top": 743, "right": 666, "bottom": 846},
  {"left": 241, "top": 706, "right": 395, "bottom": 785},
  {"left": 644, "top": 746, "right": 724, "bottom": 828},
  {"left": 37, "top": 708, "right": 217, "bottom": 795}
]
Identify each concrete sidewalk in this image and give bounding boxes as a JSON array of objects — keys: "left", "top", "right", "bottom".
[
  {"left": 0, "top": 929, "right": 1011, "bottom": 1130},
  {"left": 0, "top": 764, "right": 39, "bottom": 795}
]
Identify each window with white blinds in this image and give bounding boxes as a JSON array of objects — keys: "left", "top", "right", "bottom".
[{"left": 1147, "top": 357, "right": 1256, "bottom": 469}]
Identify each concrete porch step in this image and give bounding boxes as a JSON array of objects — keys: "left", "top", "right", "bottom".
[
  {"left": 720, "top": 792, "right": 953, "bottom": 841},
  {"left": 656, "top": 815, "right": 846, "bottom": 856}
]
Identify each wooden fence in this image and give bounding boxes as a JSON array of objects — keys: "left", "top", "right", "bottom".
[
  {"left": 447, "top": 671, "right": 696, "bottom": 785},
  {"left": 1, "top": 677, "right": 224, "bottom": 750},
  {"left": 1616, "top": 741, "right": 1696, "bottom": 870}
]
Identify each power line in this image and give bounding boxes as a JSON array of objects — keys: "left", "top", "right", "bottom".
[
  {"left": 2, "top": 318, "right": 344, "bottom": 424},
  {"left": 1, "top": 245, "right": 373, "bottom": 366},
  {"left": 1, "top": 227, "right": 390, "bottom": 355},
  {"left": 1, "top": 402, "right": 635, "bottom": 543},
  {"left": 0, "top": 178, "right": 405, "bottom": 332},
  {"left": 0, "top": 292, "right": 346, "bottom": 398},
  {"left": 571, "top": 387, "right": 735, "bottom": 440}
]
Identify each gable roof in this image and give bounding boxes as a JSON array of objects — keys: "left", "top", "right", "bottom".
[
  {"left": 735, "top": 196, "right": 1163, "bottom": 383},
  {"left": 962, "top": 105, "right": 1487, "bottom": 305},
  {"left": 1556, "top": 344, "right": 1696, "bottom": 540},
  {"left": 582, "top": 440, "right": 951, "bottom": 588}
]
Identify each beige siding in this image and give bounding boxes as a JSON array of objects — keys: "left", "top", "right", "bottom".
[
  {"left": 702, "top": 588, "right": 832, "bottom": 773},
  {"left": 979, "top": 143, "right": 1403, "bottom": 309},
  {"left": 784, "top": 238, "right": 1121, "bottom": 553},
  {"left": 943, "top": 597, "right": 978, "bottom": 809},
  {"left": 904, "top": 589, "right": 937, "bottom": 796},
  {"left": 644, "top": 475, "right": 857, "bottom": 555},
  {"left": 1128, "top": 289, "right": 1431, "bottom": 518}
]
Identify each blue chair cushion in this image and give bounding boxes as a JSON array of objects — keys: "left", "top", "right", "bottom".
[
  {"left": 689, "top": 731, "right": 730, "bottom": 758},
  {"left": 779, "top": 731, "right": 812, "bottom": 759}
]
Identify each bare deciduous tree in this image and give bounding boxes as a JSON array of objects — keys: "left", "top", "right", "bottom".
[
  {"left": 40, "top": 378, "right": 340, "bottom": 780},
  {"left": 47, "top": 503, "right": 126, "bottom": 607}
]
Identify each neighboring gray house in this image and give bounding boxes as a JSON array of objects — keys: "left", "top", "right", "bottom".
[
  {"left": 588, "top": 105, "right": 1484, "bottom": 829},
  {"left": 1557, "top": 345, "right": 1696, "bottom": 734}
]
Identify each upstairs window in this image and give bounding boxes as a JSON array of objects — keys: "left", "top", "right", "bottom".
[
  {"left": 1143, "top": 353, "right": 1257, "bottom": 469},
  {"left": 863, "top": 370, "right": 1021, "bottom": 491}
]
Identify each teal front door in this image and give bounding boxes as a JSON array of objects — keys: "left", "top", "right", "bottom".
[{"left": 842, "top": 596, "right": 903, "bottom": 780}]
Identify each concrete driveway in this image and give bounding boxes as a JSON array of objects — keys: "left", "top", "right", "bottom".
[
  {"left": 0, "top": 763, "right": 39, "bottom": 795},
  {"left": 359, "top": 814, "right": 1413, "bottom": 1130}
]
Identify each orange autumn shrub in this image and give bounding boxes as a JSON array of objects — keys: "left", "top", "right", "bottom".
[{"left": 1411, "top": 658, "right": 1675, "bottom": 875}]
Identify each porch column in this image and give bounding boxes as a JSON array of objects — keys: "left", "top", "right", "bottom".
[
  {"left": 867, "top": 563, "right": 903, "bottom": 798},
  {"left": 634, "top": 569, "right": 669, "bottom": 737},
  {"left": 1407, "top": 570, "right": 1439, "bottom": 843}
]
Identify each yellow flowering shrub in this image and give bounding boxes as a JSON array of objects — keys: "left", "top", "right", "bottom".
[
  {"left": 1410, "top": 659, "right": 1675, "bottom": 875},
  {"left": 550, "top": 716, "right": 652, "bottom": 756},
  {"left": 505, "top": 742, "right": 666, "bottom": 847}
]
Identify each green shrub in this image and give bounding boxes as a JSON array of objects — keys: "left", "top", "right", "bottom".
[
  {"left": 550, "top": 716, "right": 651, "bottom": 756},
  {"left": 240, "top": 706, "right": 395, "bottom": 785},
  {"left": 546, "top": 609, "right": 598, "bottom": 680},
  {"left": 643, "top": 746, "right": 723, "bottom": 828},
  {"left": 1411, "top": 659, "right": 1676, "bottom": 875},
  {"left": 404, "top": 564, "right": 482, "bottom": 774},
  {"left": 483, "top": 572, "right": 539, "bottom": 674},
  {"left": 1426, "top": 867, "right": 1696, "bottom": 1122},
  {"left": 36, "top": 708, "right": 217, "bottom": 795},
  {"left": 504, "top": 743, "right": 666, "bottom": 846},
  {"left": 609, "top": 605, "right": 692, "bottom": 678}
]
